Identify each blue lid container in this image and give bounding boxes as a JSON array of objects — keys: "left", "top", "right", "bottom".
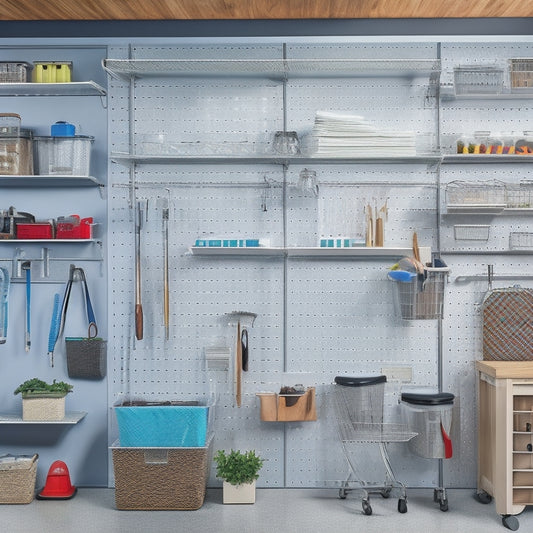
[{"left": 51, "top": 121, "right": 75, "bottom": 137}]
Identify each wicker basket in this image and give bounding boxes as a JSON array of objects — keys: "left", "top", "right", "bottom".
[
  {"left": 22, "top": 394, "right": 66, "bottom": 421},
  {"left": 111, "top": 434, "right": 213, "bottom": 510},
  {"left": 0, "top": 454, "right": 38, "bottom": 504},
  {"left": 483, "top": 287, "right": 533, "bottom": 361}
]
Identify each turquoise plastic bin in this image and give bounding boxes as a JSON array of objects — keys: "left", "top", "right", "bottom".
[{"left": 115, "top": 405, "right": 209, "bottom": 447}]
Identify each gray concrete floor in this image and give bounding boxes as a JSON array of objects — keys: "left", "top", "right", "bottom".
[{"left": 2, "top": 488, "right": 533, "bottom": 532}]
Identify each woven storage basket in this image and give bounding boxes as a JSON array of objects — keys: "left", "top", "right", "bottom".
[
  {"left": 483, "top": 287, "right": 533, "bottom": 361},
  {"left": 66, "top": 337, "right": 107, "bottom": 379},
  {"left": 112, "top": 434, "right": 213, "bottom": 510},
  {"left": 22, "top": 395, "right": 66, "bottom": 421},
  {"left": 0, "top": 454, "right": 38, "bottom": 504}
]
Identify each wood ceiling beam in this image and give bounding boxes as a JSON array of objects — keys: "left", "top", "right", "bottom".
[{"left": 1, "top": 0, "right": 532, "bottom": 21}]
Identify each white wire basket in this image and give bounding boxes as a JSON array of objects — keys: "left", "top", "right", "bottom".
[
  {"left": 454, "top": 225, "right": 490, "bottom": 241},
  {"left": 454, "top": 65, "right": 504, "bottom": 95},
  {"left": 510, "top": 58, "right": 533, "bottom": 90},
  {"left": 389, "top": 267, "right": 450, "bottom": 320},
  {"left": 509, "top": 232, "right": 533, "bottom": 250}
]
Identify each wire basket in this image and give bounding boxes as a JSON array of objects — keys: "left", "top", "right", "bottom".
[
  {"left": 446, "top": 180, "right": 506, "bottom": 207},
  {"left": 509, "top": 232, "right": 533, "bottom": 250},
  {"left": 510, "top": 58, "right": 533, "bottom": 90},
  {"left": 454, "top": 65, "right": 504, "bottom": 95},
  {"left": 0, "top": 62, "right": 31, "bottom": 83},
  {"left": 65, "top": 337, "right": 107, "bottom": 380},
  {"left": 454, "top": 225, "right": 490, "bottom": 241},
  {"left": 333, "top": 376, "right": 416, "bottom": 443},
  {"left": 390, "top": 267, "right": 450, "bottom": 320},
  {"left": 505, "top": 182, "right": 533, "bottom": 209}
]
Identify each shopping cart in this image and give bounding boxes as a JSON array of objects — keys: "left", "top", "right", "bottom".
[{"left": 332, "top": 375, "right": 417, "bottom": 516}]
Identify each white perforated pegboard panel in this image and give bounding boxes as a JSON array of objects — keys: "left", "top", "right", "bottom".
[
  {"left": 106, "top": 41, "right": 533, "bottom": 490},
  {"left": 440, "top": 42, "right": 533, "bottom": 153},
  {"left": 441, "top": 255, "right": 533, "bottom": 488}
]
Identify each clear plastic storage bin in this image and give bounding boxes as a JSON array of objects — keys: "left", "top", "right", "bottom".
[
  {"left": 454, "top": 65, "right": 504, "bottom": 95},
  {"left": 34, "top": 135, "right": 93, "bottom": 175}
]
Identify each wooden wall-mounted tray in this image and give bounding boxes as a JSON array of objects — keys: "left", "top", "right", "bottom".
[{"left": 256, "top": 387, "right": 316, "bottom": 422}]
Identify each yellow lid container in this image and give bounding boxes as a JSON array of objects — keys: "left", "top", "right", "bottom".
[{"left": 32, "top": 61, "right": 72, "bottom": 83}]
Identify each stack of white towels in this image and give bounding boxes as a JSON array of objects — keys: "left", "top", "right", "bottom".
[{"left": 307, "top": 111, "right": 416, "bottom": 157}]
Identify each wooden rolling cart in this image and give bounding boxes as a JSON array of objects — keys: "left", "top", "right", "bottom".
[{"left": 476, "top": 361, "right": 533, "bottom": 531}]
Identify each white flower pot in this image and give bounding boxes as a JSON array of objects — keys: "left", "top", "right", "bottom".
[{"left": 222, "top": 480, "right": 256, "bottom": 504}]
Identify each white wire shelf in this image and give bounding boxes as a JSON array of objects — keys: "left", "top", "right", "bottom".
[
  {"left": 110, "top": 152, "right": 441, "bottom": 166},
  {"left": 0, "top": 81, "right": 106, "bottom": 97},
  {"left": 103, "top": 58, "right": 441, "bottom": 80},
  {"left": 337, "top": 422, "right": 417, "bottom": 443}
]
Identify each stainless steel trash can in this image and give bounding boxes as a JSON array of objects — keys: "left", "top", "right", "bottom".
[{"left": 401, "top": 392, "right": 454, "bottom": 459}]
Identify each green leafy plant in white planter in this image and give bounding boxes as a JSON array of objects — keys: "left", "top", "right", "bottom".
[
  {"left": 213, "top": 449, "right": 264, "bottom": 504},
  {"left": 14, "top": 378, "right": 73, "bottom": 421}
]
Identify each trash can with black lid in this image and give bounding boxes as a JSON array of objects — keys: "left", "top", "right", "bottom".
[{"left": 401, "top": 391, "right": 455, "bottom": 512}]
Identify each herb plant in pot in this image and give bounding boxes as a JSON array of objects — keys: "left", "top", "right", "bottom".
[
  {"left": 14, "top": 378, "right": 73, "bottom": 421},
  {"left": 213, "top": 449, "right": 264, "bottom": 504}
]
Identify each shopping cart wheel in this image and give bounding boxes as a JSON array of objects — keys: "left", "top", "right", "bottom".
[
  {"left": 475, "top": 490, "right": 492, "bottom": 504},
  {"left": 439, "top": 499, "right": 449, "bottom": 512},
  {"left": 502, "top": 514, "right": 519, "bottom": 531},
  {"left": 380, "top": 488, "right": 391, "bottom": 499},
  {"left": 339, "top": 488, "right": 348, "bottom": 499},
  {"left": 398, "top": 498, "right": 408, "bottom": 513},
  {"left": 362, "top": 499, "right": 372, "bottom": 516}
]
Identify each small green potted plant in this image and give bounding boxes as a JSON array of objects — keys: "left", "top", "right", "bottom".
[
  {"left": 14, "top": 378, "right": 73, "bottom": 421},
  {"left": 213, "top": 449, "right": 264, "bottom": 504}
]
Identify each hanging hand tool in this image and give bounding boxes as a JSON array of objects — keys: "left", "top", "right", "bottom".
[
  {"left": 162, "top": 204, "right": 169, "bottom": 341},
  {"left": 236, "top": 321, "right": 242, "bottom": 407},
  {"left": 241, "top": 328, "right": 249, "bottom": 371},
  {"left": 365, "top": 203, "right": 374, "bottom": 247},
  {"left": 48, "top": 264, "right": 76, "bottom": 366},
  {"left": 77, "top": 267, "right": 98, "bottom": 337},
  {"left": 47, "top": 293, "right": 62, "bottom": 367},
  {"left": 0, "top": 267, "right": 10, "bottom": 344},
  {"left": 135, "top": 201, "right": 144, "bottom": 341},
  {"left": 22, "top": 262, "right": 31, "bottom": 352}
]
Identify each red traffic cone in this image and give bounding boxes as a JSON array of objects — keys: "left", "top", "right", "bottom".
[{"left": 37, "top": 460, "right": 77, "bottom": 500}]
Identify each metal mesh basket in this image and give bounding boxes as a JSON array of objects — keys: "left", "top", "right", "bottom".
[
  {"left": 509, "top": 232, "right": 533, "bottom": 250},
  {"left": 454, "top": 65, "right": 504, "bottom": 95},
  {"left": 454, "top": 225, "right": 490, "bottom": 241},
  {"left": 506, "top": 182, "right": 533, "bottom": 209},
  {"left": 510, "top": 58, "right": 533, "bottom": 90},
  {"left": 446, "top": 180, "right": 506, "bottom": 207},
  {"left": 390, "top": 267, "right": 449, "bottom": 320},
  {"left": 65, "top": 337, "right": 107, "bottom": 379}
]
